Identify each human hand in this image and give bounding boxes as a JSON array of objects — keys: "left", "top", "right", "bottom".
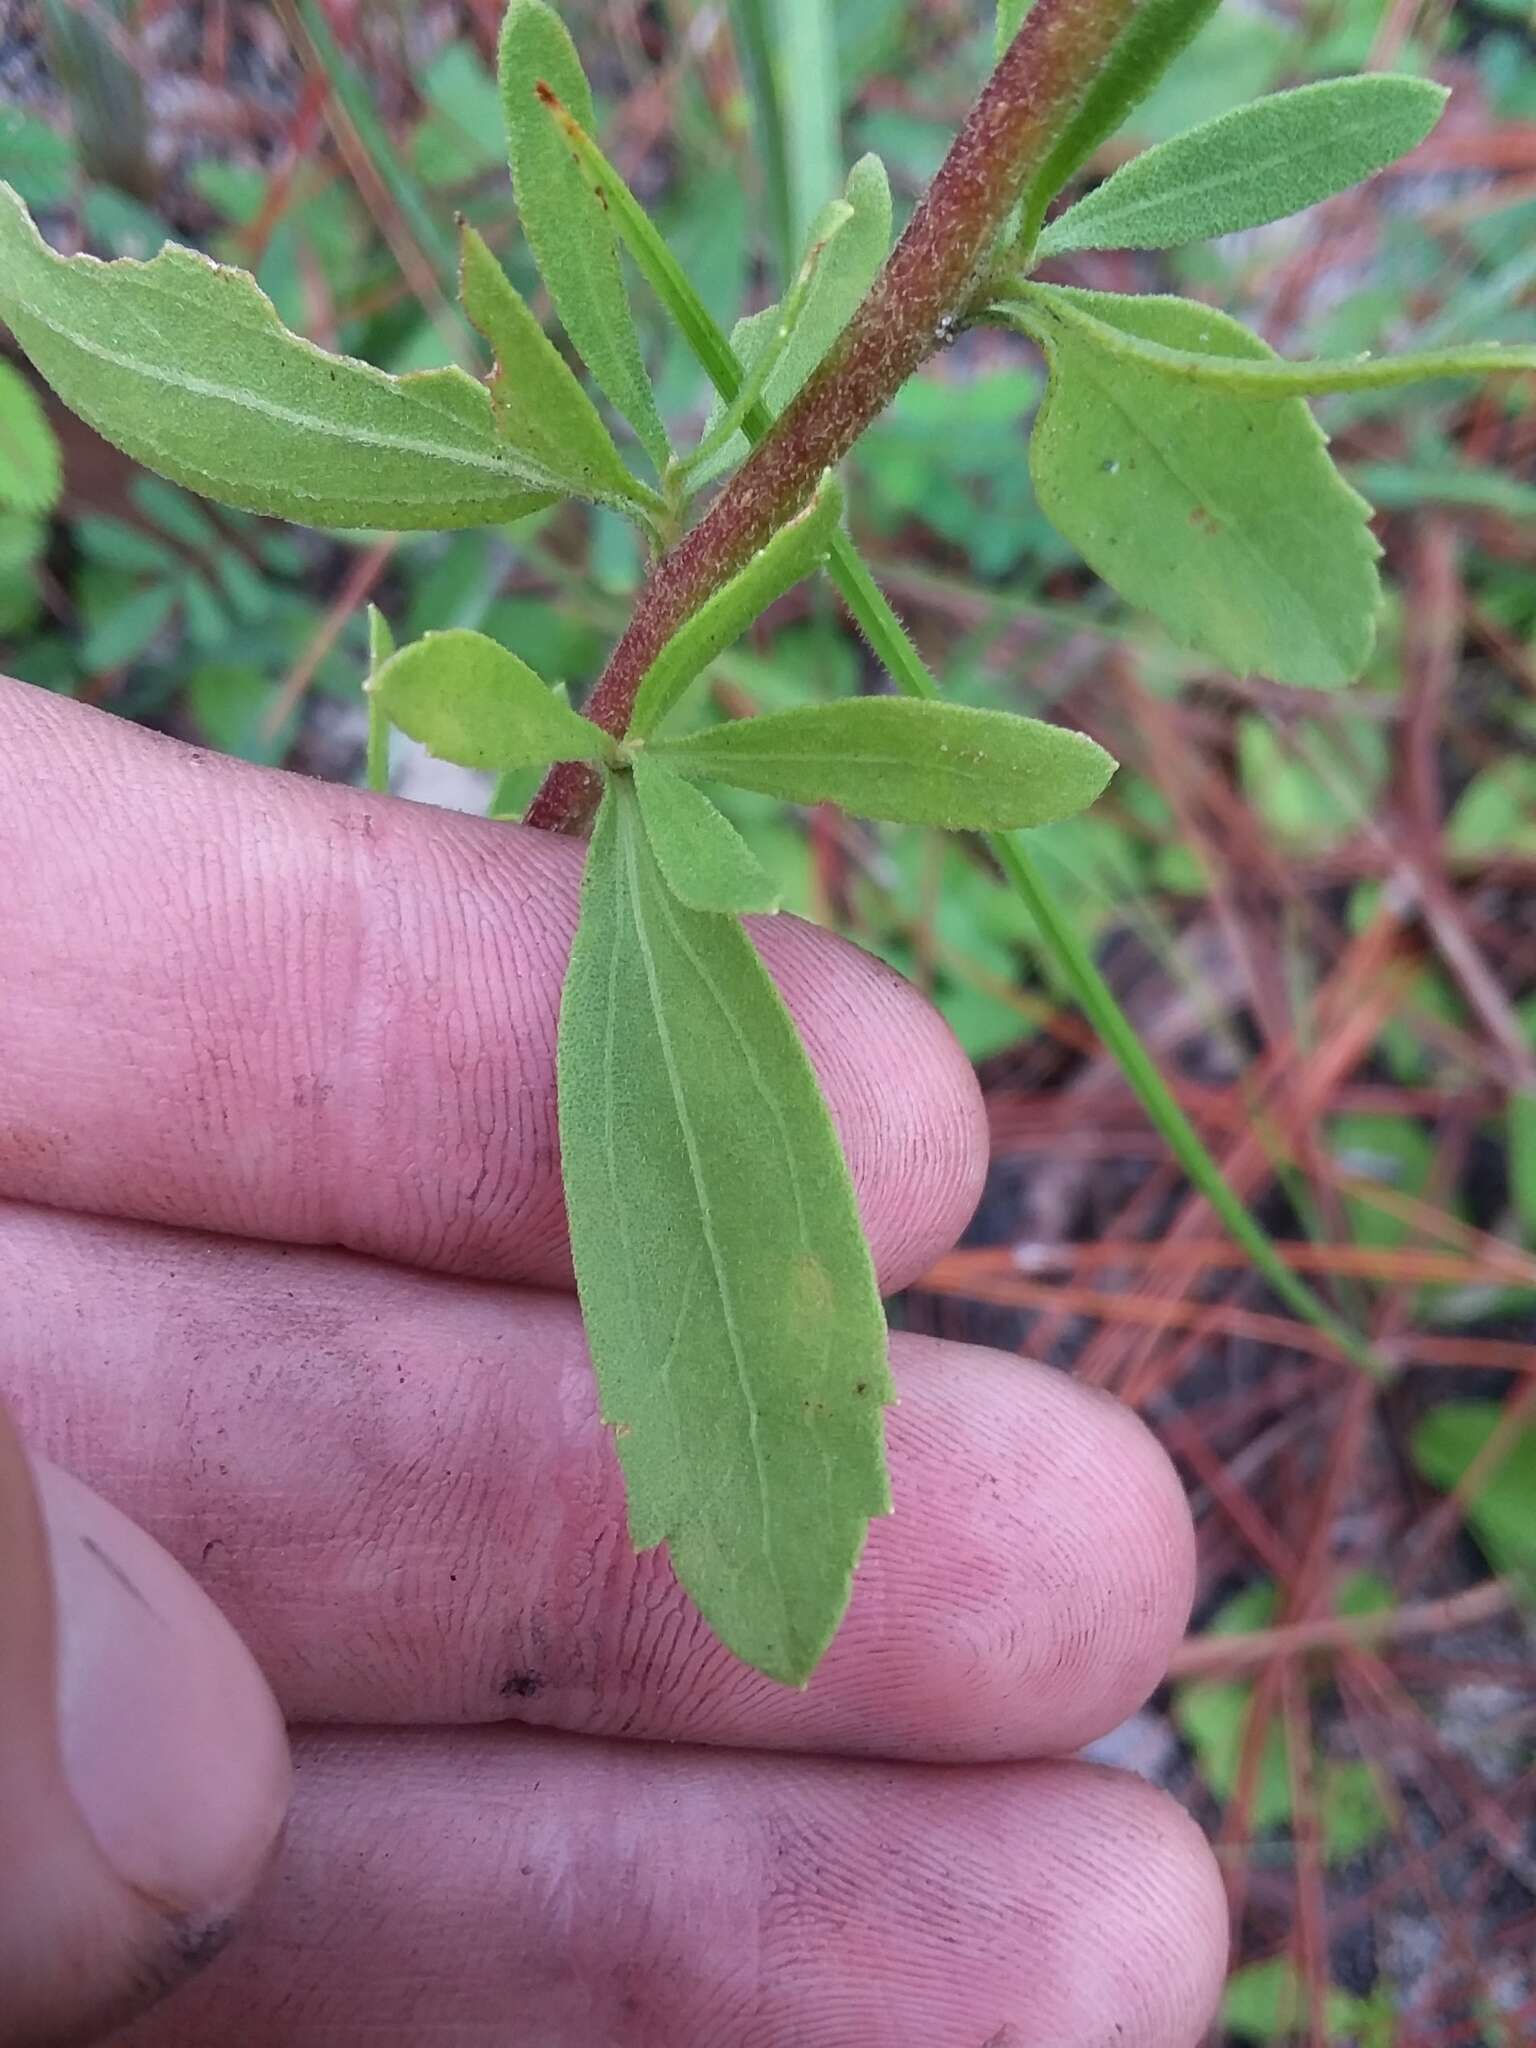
[{"left": 0, "top": 676, "right": 1225, "bottom": 2046}]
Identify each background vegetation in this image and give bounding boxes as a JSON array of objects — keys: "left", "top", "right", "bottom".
[{"left": 1, "top": 0, "right": 1533, "bottom": 2039}]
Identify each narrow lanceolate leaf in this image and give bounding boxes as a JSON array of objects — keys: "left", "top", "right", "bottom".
[
  {"left": 559, "top": 782, "right": 892, "bottom": 1685},
  {"left": 631, "top": 754, "right": 780, "bottom": 914},
  {"left": 680, "top": 192, "right": 853, "bottom": 479},
  {"left": 1009, "top": 290, "right": 1381, "bottom": 687},
  {"left": 654, "top": 698, "right": 1116, "bottom": 828},
  {"left": 460, "top": 224, "right": 660, "bottom": 516},
  {"left": 627, "top": 475, "right": 843, "bottom": 737},
  {"left": 999, "top": 285, "right": 1536, "bottom": 396},
  {"left": 694, "top": 155, "right": 890, "bottom": 481},
  {"left": 498, "top": 0, "right": 669, "bottom": 470},
  {"left": 1017, "top": 0, "right": 1223, "bottom": 249},
  {"left": 368, "top": 628, "right": 614, "bottom": 772},
  {"left": 0, "top": 359, "right": 61, "bottom": 513},
  {"left": 0, "top": 184, "right": 557, "bottom": 530},
  {"left": 1037, "top": 75, "right": 1447, "bottom": 257}
]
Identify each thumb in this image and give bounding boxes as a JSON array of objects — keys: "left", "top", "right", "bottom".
[{"left": 0, "top": 1397, "right": 289, "bottom": 2045}]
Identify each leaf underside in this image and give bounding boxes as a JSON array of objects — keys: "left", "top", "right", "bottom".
[
  {"left": 632, "top": 755, "right": 781, "bottom": 914},
  {"left": 558, "top": 783, "right": 892, "bottom": 1686},
  {"left": 0, "top": 183, "right": 556, "bottom": 530},
  {"left": 1038, "top": 74, "right": 1447, "bottom": 255},
  {"left": 1018, "top": 289, "right": 1381, "bottom": 686},
  {"left": 459, "top": 223, "right": 649, "bottom": 512}
]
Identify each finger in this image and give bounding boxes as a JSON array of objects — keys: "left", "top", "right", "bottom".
[
  {"left": 0, "top": 678, "right": 984, "bottom": 1294},
  {"left": 111, "top": 1730, "right": 1227, "bottom": 2048},
  {"left": 0, "top": 1399, "right": 289, "bottom": 2046},
  {"left": 4, "top": 1205, "right": 1195, "bottom": 1759}
]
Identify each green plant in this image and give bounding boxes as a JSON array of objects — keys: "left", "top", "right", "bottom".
[{"left": 4, "top": 0, "right": 1533, "bottom": 1684}]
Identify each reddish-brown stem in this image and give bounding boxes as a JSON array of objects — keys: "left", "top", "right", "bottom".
[{"left": 525, "top": 0, "right": 1142, "bottom": 834}]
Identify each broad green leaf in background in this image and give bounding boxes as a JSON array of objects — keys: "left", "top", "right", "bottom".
[
  {"left": 558, "top": 782, "right": 892, "bottom": 1684},
  {"left": 368, "top": 628, "right": 614, "bottom": 772},
  {"left": 0, "top": 359, "right": 62, "bottom": 513},
  {"left": 1016, "top": 0, "right": 1224, "bottom": 248},
  {"left": 656, "top": 698, "right": 1117, "bottom": 828},
  {"left": 1009, "top": 288, "right": 1380, "bottom": 685},
  {"left": 1412, "top": 1402, "right": 1536, "bottom": 1587},
  {"left": 999, "top": 282, "right": 1536, "bottom": 397},
  {"left": 0, "top": 185, "right": 557, "bottom": 529},
  {"left": 498, "top": 0, "right": 670, "bottom": 470},
  {"left": 694, "top": 155, "right": 891, "bottom": 479},
  {"left": 1037, "top": 75, "right": 1447, "bottom": 256},
  {"left": 631, "top": 754, "right": 781, "bottom": 914},
  {"left": 627, "top": 476, "right": 844, "bottom": 735},
  {"left": 459, "top": 224, "right": 658, "bottom": 517}
]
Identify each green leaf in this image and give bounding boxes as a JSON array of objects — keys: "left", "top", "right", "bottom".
[
  {"left": 487, "top": 683, "right": 571, "bottom": 818},
  {"left": 1017, "top": 0, "right": 1224, "bottom": 248},
  {"left": 459, "top": 223, "right": 659, "bottom": 517},
  {"left": 627, "top": 475, "right": 844, "bottom": 736},
  {"left": 1010, "top": 288, "right": 1380, "bottom": 686},
  {"left": 631, "top": 754, "right": 781, "bottom": 914},
  {"left": 1003, "top": 281, "right": 1536, "bottom": 397},
  {"left": 694, "top": 154, "right": 890, "bottom": 480},
  {"left": 681, "top": 191, "right": 854, "bottom": 480},
  {"left": 367, "top": 628, "right": 614, "bottom": 773},
  {"left": 365, "top": 604, "right": 395, "bottom": 795},
  {"left": 1412, "top": 1401, "right": 1536, "bottom": 1587},
  {"left": 0, "top": 359, "right": 62, "bottom": 514},
  {"left": 1511, "top": 1090, "right": 1536, "bottom": 1244},
  {"left": 0, "top": 183, "right": 558, "bottom": 530},
  {"left": 80, "top": 579, "right": 176, "bottom": 673},
  {"left": 1038, "top": 75, "right": 1447, "bottom": 256},
  {"left": 498, "top": 0, "right": 669, "bottom": 469},
  {"left": 559, "top": 782, "right": 891, "bottom": 1684},
  {"left": 655, "top": 698, "right": 1116, "bottom": 829}
]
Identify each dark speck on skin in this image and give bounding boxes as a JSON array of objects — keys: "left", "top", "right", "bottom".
[{"left": 501, "top": 1671, "right": 544, "bottom": 1699}]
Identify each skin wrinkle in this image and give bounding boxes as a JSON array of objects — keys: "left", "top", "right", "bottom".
[
  {"left": 0, "top": 1203, "right": 1194, "bottom": 1756},
  {"left": 108, "top": 1736, "right": 1225, "bottom": 2047}
]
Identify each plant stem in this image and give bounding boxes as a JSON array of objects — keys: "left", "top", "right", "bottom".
[
  {"left": 525, "top": 0, "right": 1142, "bottom": 833},
  {"left": 518, "top": 79, "right": 1392, "bottom": 1381}
]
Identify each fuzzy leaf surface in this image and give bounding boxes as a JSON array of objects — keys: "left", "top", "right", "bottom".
[
  {"left": 631, "top": 754, "right": 781, "bottom": 914},
  {"left": 558, "top": 782, "right": 891, "bottom": 1685},
  {"left": 1013, "top": 289, "right": 1381, "bottom": 685},
  {"left": 368, "top": 629, "right": 612, "bottom": 771},
  {"left": 1038, "top": 75, "right": 1447, "bottom": 255},
  {"left": 1002, "top": 283, "right": 1536, "bottom": 395},
  {"left": 694, "top": 156, "right": 890, "bottom": 480},
  {"left": 460, "top": 224, "right": 655, "bottom": 513},
  {"left": 627, "top": 477, "right": 843, "bottom": 736},
  {"left": 0, "top": 183, "right": 557, "bottom": 530},
  {"left": 655, "top": 697, "right": 1115, "bottom": 827},
  {"left": 498, "top": 0, "right": 669, "bottom": 468}
]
